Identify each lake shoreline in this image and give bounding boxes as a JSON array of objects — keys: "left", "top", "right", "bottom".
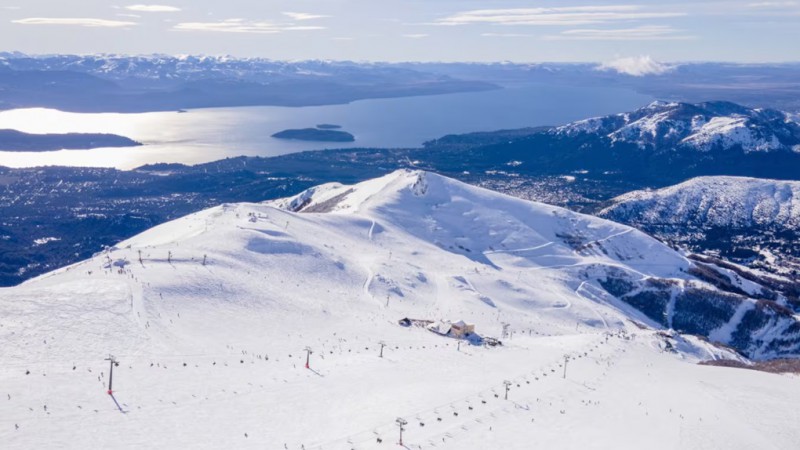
[
  {"left": 0, "top": 83, "right": 653, "bottom": 169},
  {"left": 0, "top": 129, "right": 142, "bottom": 152}
]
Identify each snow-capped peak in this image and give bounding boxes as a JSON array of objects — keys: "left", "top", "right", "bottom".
[
  {"left": 552, "top": 101, "right": 800, "bottom": 153},
  {"left": 269, "top": 169, "right": 428, "bottom": 214},
  {"left": 602, "top": 176, "right": 800, "bottom": 229}
]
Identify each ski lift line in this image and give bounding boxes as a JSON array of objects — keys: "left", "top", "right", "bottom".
[
  {"left": 412, "top": 407, "right": 512, "bottom": 446},
  {"left": 2, "top": 337, "right": 621, "bottom": 441},
  {"left": 0, "top": 352, "right": 285, "bottom": 369},
  {"left": 0, "top": 352, "right": 598, "bottom": 444},
  {"left": 3, "top": 341, "right": 585, "bottom": 419},
  {"left": 2, "top": 339, "right": 450, "bottom": 369},
  {"left": 318, "top": 349, "right": 592, "bottom": 450},
  {"left": 296, "top": 358, "right": 579, "bottom": 450},
  {"left": 0, "top": 362, "right": 315, "bottom": 428},
  {"left": 303, "top": 337, "right": 609, "bottom": 449},
  {"left": 397, "top": 345, "right": 624, "bottom": 448}
]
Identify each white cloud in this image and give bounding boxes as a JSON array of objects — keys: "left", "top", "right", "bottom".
[
  {"left": 435, "top": 6, "right": 685, "bottom": 27},
  {"left": 597, "top": 55, "right": 675, "bottom": 76},
  {"left": 174, "top": 19, "right": 324, "bottom": 34},
  {"left": 125, "top": 4, "right": 181, "bottom": 13},
  {"left": 547, "top": 25, "right": 690, "bottom": 40},
  {"left": 12, "top": 17, "right": 137, "bottom": 28},
  {"left": 402, "top": 33, "right": 429, "bottom": 39},
  {"left": 283, "top": 26, "right": 326, "bottom": 31},
  {"left": 481, "top": 33, "right": 535, "bottom": 38},
  {"left": 747, "top": 1, "right": 798, "bottom": 7},
  {"left": 282, "top": 12, "right": 328, "bottom": 21}
]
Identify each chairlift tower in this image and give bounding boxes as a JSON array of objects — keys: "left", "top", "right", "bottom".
[
  {"left": 396, "top": 417, "right": 408, "bottom": 445},
  {"left": 501, "top": 323, "right": 510, "bottom": 339}
]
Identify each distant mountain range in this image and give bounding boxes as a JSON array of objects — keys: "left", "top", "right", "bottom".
[
  {"left": 0, "top": 53, "right": 467, "bottom": 84},
  {"left": 436, "top": 101, "right": 800, "bottom": 185},
  {"left": 3, "top": 54, "right": 800, "bottom": 111},
  {"left": 0, "top": 53, "right": 497, "bottom": 112}
]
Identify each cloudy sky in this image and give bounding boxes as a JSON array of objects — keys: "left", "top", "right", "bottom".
[{"left": 1, "top": 1, "right": 799, "bottom": 62}]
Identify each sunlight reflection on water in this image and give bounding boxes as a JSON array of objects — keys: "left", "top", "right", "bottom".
[{"left": 0, "top": 83, "right": 652, "bottom": 169}]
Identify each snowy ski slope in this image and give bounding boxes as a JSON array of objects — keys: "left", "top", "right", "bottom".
[{"left": 1, "top": 170, "right": 798, "bottom": 449}]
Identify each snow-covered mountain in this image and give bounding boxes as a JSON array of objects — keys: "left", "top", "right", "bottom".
[
  {"left": 601, "top": 176, "right": 800, "bottom": 277},
  {"left": 553, "top": 101, "right": 800, "bottom": 153},
  {"left": 0, "top": 53, "right": 496, "bottom": 112},
  {"left": 428, "top": 101, "right": 800, "bottom": 190},
  {"left": 602, "top": 176, "right": 800, "bottom": 230},
  {"left": 0, "top": 52, "right": 439, "bottom": 83},
  {"left": 1, "top": 170, "right": 798, "bottom": 449}
]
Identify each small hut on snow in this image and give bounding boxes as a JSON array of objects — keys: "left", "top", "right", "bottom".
[
  {"left": 427, "top": 320, "right": 475, "bottom": 338},
  {"left": 450, "top": 320, "right": 475, "bottom": 338},
  {"left": 428, "top": 321, "right": 452, "bottom": 336}
]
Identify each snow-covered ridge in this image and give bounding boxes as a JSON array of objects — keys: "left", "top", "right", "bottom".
[
  {"left": 0, "top": 53, "right": 440, "bottom": 82},
  {"left": 552, "top": 101, "right": 800, "bottom": 153},
  {"left": 601, "top": 176, "right": 800, "bottom": 229}
]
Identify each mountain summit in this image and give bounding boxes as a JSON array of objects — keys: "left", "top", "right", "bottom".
[{"left": 553, "top": 101, "right": 800, "bottom": 153}]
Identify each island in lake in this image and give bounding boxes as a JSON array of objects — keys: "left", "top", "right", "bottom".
[
  {"left": 0, "top": 129, "right": 142, "bottom": 152},
  {"left": 272, "top": 125, "right": 355, "bottom": 142}
]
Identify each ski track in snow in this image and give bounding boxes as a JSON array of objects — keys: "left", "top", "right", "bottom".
[
  {"left": 362, "top": 267, "right": 375, "bottom": 303},
  {"left": 361, "top": 218, "right": 380, "bottom": 305},
  {"left": 588, "top": 228, "right": 633, "bottom": 246},
  {"left": 575, "top": 282, "right": 610, "bottom": 329},
  {"left": 483, "top": 242, "right": 554, "bottom": 255}
]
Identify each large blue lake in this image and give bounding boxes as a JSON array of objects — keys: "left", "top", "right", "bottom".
[{"left": 0, "top": 83, "right": 652, "bottom": 170}]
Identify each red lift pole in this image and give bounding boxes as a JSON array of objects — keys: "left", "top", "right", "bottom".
[
  {"left": 105, "top": 355, "right": 118, "bottom": 395},
  {"left": 304, "top": 346, "right": 313, "bottom": 369}
]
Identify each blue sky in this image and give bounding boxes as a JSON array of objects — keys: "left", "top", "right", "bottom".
[{"left": 1, "top": 1, "right": 799, "bottom": 62}]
